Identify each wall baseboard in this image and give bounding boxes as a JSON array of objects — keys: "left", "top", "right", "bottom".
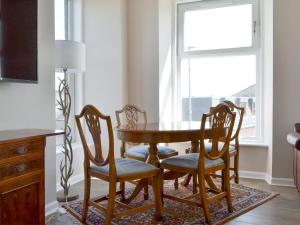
[
  {"left": 45, "top": 201, "right": 59, "bottom": 217},
  {"left": 239, "top": 170, "right": 267, "bottom": 180},
  {"left": 266, "top": 175, "right": 295, "bottom": 187},
  {"left": 45, "top": 173, "right": 84, "bottom": 216},
  {"left": 240, "top": 170, "right": 295, "bottom": 187},
  {"left": 56, "top": 173, "right": 84, "bottom": 192}
]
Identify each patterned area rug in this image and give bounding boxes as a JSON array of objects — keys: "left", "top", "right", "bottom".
[{"left": 63, "top": 181, "right": 278, "bottom": 225}]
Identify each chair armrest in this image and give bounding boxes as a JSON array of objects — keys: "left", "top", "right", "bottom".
[
  {"left": 295, "top": 123, "right": 300, "bottom": 133},
  {"left": 287, "top": 133, "right": 300, "bottom": 151}
]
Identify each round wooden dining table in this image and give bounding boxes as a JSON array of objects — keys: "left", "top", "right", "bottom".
[
  {"left": 116, "top": 121, "right": 224, "bottom": 202},
  {"left": 117, "top": 122, "right": 208, "bottom": 166}
]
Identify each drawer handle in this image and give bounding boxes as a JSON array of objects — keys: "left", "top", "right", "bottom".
[
  {"left": 16, "top": 164, "right": 28, "bottom": 173},
  {"left": 16, "top": 146, "right": 28, "bottom": 154}
]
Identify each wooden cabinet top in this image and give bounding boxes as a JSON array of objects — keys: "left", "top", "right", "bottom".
[{"left": 0, "top": 129, "right": 64, "bottom": 144}]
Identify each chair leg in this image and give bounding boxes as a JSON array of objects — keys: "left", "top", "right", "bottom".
[
  {"left": 152, "top": 172, "right": 163, "bottom": 221},
  {"left": 144, "top": 180, "right": 149, "bottom": 200},
  {"left": 234, "top": 153, "right": 239, "bottom": 184},
  {"left": 120, "top": 181, "right": 126, "bottom": 202},
  {"left": 160, "top": 169, "right": 164, "bottom": 206},
  {"left": 198, "top": 173, "right": 211, "bottom": 224},
  {"left": 221, "top": 170, "right": 226, "bottom": 192},
  {"left": 82, "top": 174, "right": 91, "bottom": 223},
  {"left": 192, "top": 174, "right": 198, "bottom": 194},
  {"left": 104, "top": 181, "right": 117, "bottom": 225},
  {"left": 182, "top": 174, "right": 192, "bottom": 187},
  {"left": 224, "top": 168, "right": 233, "bottom": 213},
  {"left": 174, "top": 178, "right": 179, "bottom": 190}
]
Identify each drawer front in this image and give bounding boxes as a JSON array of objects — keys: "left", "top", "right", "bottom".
[
  {"left": 0, "top": 139, "right": 44, "bottom": 162},
  {"left": 0, "top": 158, "right": 43, "bottom": 181}
]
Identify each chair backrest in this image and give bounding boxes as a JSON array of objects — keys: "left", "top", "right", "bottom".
[
  {"left": 200, "top": 103, "right": 236, "bottom": 161},
  {"left": 223, "top": 100, "right": 245, "bottom": 143},
  {"left": 208, "top": 101, "right": 244, "bottom": 143},
  {"left": 115, "top": 104, "right": 147, "bottom": 128},
  {"left": 76, "top": 105, "right": 116, "bottom": 174}
]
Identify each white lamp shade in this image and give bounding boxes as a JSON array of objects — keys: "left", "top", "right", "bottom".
[{"left": 55, "top": 40, "right": 86, "bottom": 72}]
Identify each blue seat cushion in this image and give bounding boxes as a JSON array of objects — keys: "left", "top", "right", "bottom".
[
  {"left": 90, "top": 158, "right": 158, "bottom": 178},
  {"left": 161, "top": 153, "right": 224, "bottom": 171},
  {"left": 125, "top": 145, "right": 177, "bottom": 160}
]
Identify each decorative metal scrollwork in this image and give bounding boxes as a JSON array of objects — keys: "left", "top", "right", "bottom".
[{"left": 57, "top": 77, "right": 74, "bottom": 197}]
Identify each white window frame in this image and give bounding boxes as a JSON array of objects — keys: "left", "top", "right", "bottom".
[{"left": 175, "top": 0, "right": 263, "bottom": 143}]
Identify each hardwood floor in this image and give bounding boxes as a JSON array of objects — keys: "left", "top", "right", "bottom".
[
  {"left": 49, "top": 178, "right": 300, "bottom": 225},
  {"left": 228, "top": 179, "right": 300, "bottom": 225}
]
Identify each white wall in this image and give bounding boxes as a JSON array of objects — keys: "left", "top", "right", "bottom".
[
  {"left": 127, "top": 0, "right": 160, "bottom": 123},
  {"left": 159, "top": 0, "right": 175, "bottom": 122},
  {"left": 0, "top": 0, "right": 56, "bottom": 207},
  {"left": 272, "top": 0, "right": 300, "bottom": 179},
  {"left": 262, "top": 0, "right": 274, "bottom": 179},
  {"left": 83, "top": 0, "right": 127, "bottom": 118},
  {"left": 82, "top": 0, "right": 128, "bottom": 152}
]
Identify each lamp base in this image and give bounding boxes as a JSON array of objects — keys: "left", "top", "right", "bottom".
[{"left": 57, "top": 189, "right": 79, "bottom": 202}]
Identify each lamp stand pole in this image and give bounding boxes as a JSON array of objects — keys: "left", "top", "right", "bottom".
[{"left": 56, "top": 68, "right": 79, "bottom": 202}]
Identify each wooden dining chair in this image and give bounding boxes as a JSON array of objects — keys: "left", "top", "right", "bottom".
[
  {"left": 205, "top": 101, "right": 245, "bottom": 183},
  {"left": 184, "top": 100, "right": 245, "bottom": 186},
  {"left": 116, "top": 104, "right": 179, "bottom": 197},
  {"left": 161, "top": 104, "right": 236, "bottom": 224},
  {"left": 76, "top": 105, "right": 162, "bottom": 225},
  {"left": 115, "top": 104, "right": 178, "bottom": 161}
]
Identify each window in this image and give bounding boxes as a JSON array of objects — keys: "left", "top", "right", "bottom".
[
  {"left": 177, "top": 0, "right": 260, "bottom": 142},
  {"left": 55, "top": 0, "right": 67, "bottom": 40},
  {"left": 55, "top": 0, "right": 76, "bottom": 145}
]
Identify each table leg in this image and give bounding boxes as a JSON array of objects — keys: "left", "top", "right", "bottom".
[
  {"left": 205, "top": 175, "right": 219, "bottom": 192},
  {"left": 124, "top": 143, "right": 160, "bottom": 204},
  {"left": 120, "top": 141, "right": 126, "bottom": 201},
  {"left": 124, "top": 179, "right": 149, "bottom": 204},
  {"left": 146, "top": 143, "right": 160, "bottom": 167},
  {"left": 120, "top": 141, "right": 126, "bottom": 158}
]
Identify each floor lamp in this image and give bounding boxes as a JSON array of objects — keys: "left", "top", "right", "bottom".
[{"left": 55, "top": 40, "right": 86, "bottom": 202}]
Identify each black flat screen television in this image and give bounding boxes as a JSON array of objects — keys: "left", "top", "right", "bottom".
[{"left": 0, "top": 0, "right": 38, "bottom": 83}]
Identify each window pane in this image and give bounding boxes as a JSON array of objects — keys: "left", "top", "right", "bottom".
[
  {"left": 180, "top": 55, "right": 256, "bottom": 139},
  {"left": 184, "top": 4, "right": 253, "bottom": 51},
  {"left": 55, "top": 0, "right": 66, "bottom": 40}
]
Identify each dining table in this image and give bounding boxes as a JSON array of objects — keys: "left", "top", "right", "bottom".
[{"left": 116, "top": 121, "right": 225, "bottom": 203}]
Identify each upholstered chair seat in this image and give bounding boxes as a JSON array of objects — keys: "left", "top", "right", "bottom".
[
  {"left": 125, "top": 145, "right": 178, "bottom": 161},
  {"left": 161, "top": 153, "right": 224, "bottom": 171},
  {"left": 90, "top": 158, "right": 158, "bottom": 179}
]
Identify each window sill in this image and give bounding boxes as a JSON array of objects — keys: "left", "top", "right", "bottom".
[{"left": 239, "top": 142, "right": 268, "bottom": 148}]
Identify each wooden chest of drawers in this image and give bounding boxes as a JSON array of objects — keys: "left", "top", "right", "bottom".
[{"left": 0, "top": 130, "right": 63, "bottom": 225}]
